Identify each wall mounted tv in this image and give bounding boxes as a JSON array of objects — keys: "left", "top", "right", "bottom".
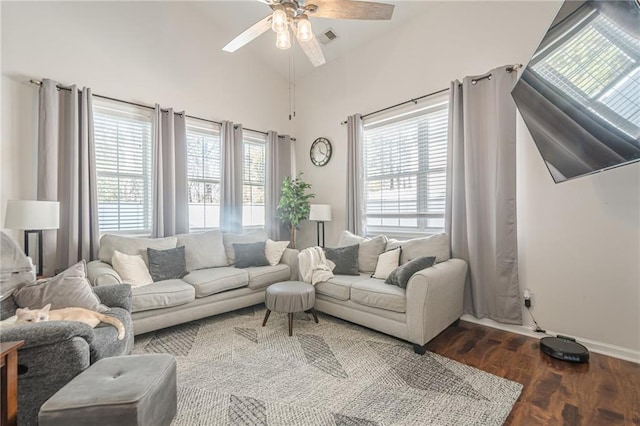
[{"left": 512, "top": 0, "right": 640, "bottom": 183}]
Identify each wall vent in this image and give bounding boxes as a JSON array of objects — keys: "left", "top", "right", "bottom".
[{"left": 318, "top": 28, "right": 339, "bottom": 45}]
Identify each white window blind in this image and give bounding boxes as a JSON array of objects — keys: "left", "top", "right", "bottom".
[
  {"left": 187, "top": 119, "right": 222, "bottom": 230},
  {"left": 531, "top": 12, "right": 640, "bottom": 138},
  {"left": 94, "top": 101, "right": 153, "bottom": 234},
  {"left": 363, "top": 98, "right": 448, "bottom": 236},
  {"left": 242, "top": 131, "right": 267, "bottom": 228}
]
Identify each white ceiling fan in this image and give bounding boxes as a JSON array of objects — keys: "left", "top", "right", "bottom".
[{"left": 222, "top": 0, "right": 395, "bottom": 67}]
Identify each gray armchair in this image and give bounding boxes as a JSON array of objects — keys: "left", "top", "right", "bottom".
[{"left": 0, "top": 284, "right": 134, "bottom": 426}]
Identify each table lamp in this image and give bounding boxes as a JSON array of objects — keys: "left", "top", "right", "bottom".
[
  {"left": 4, "top": 200, "right": 60, "bottom": 276},
  {"left": 309, "top": 204, "right": 331, "bottom": 247}
]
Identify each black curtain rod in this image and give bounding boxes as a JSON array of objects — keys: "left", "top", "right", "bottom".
[
  {"left": 29, "top": 79, "right": 295, "bottom": 140},
  {"left": 340, "top": 64, "right": 522, "bottom": 125}
]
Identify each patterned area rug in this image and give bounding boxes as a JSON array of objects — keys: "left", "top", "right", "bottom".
[{"left": 132, "top": 306, "right": 522, "bottom": 425}]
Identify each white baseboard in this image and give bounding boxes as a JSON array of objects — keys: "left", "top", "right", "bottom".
[{"left": 461, "top": 314, "right": 640, "bottom": 364}]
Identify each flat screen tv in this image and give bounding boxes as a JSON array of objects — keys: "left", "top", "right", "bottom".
[{"left": 512, "top": 0, "right": 640, "bottom": 183}]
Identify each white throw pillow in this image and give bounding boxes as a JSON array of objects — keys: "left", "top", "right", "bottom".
[
  {"left": 112, "top": 250, "right": 153, "bottom": 287},
  {"left": 371, "top": 248, "right": 401, "bottom": 280},
  {"left": 265, "top": 239, "right": 290, "bottom": 266}
]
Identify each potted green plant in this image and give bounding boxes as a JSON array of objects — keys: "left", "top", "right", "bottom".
[{"left": 277, "top": 173, "right": 315, "bottom": 248}]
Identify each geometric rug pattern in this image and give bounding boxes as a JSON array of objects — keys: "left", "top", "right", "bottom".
[{"left": 133, "top": 305, "right": 522, "bottom": 425}]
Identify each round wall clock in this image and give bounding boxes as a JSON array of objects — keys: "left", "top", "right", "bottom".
[{"left": 310, "top": 137, "right": 332, "bottom": 167}]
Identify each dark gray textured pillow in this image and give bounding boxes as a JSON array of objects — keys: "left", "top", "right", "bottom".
[
  {"left": 385, "top": 256, "right": 436, "bottom": 289},
  {"left": 147, "top": 246, "right": 187, "bottom": 282},
  {"left": 233, "top": 242, "right": 270, "bottom": 268},
  {"left": 325, "top": 244, "right": 360, "bottom": 276}
]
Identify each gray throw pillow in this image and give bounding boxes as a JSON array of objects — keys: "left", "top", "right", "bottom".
[
  {"left": 385, "top": 256, "right": 436, "bottom": 289},
  {"left": 233, "top": 242, "right": 270, "bottom": 269},
  {"left": 147, "top": 246, "right": 187, "bottom": 282},
  {"left": 13, "top": 260, "right": 108, "bottom": 312},
  {"left": 325, "top": 244, "right": 360, "bottom": 276}
]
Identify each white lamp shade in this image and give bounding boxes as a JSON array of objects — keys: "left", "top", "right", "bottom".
[
  {"left": 4, "top": 200, "right": 60, "bottom": 230},
  {"left": 309, "top": 204, "right": 332, "bottom": 222}
]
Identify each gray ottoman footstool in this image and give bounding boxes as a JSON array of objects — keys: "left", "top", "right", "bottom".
[
  {"left": 39, "top": 354, "right": 176, "bottom": 426},
  {"left": 263, "top": 280, "right": 319, "bottom": 336}
]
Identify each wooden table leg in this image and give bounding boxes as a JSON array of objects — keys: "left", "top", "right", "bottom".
[
  {"left": 1, "top": 350, "right": 19, "bottom": 426},
  {"left": 262, "top": 309, "right": 271, "bottom": 327},
  {"left": 310, "top": 308, "right": 319, "bottom": 324},
  {"left": 288, "top": 313, "right": 293, "bottom": 337},
  {"left": 1, "top": 355, "right": 7, "bottom": 426}
]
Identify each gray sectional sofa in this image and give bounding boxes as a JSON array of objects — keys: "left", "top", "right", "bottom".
[
  {"left": 87, "top": 229, "right": 298, "bottom": 335},
  {"left": 313, "top": 232, "right": 468, "bottom": 353}
]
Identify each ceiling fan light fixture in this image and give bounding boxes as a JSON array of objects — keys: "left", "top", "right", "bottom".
[
  {"left": 271, "top": 9, "right": 288, "bottom": 33},
  {"left": 296, "top": 15, "right": 313, "bottom": 42},
  {"left": 275, "top": 29, "right": 291, "bottom": 50}
]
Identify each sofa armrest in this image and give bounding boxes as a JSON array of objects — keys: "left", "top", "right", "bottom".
[
  {"left": 405, "top": 258, "right": 468, "bottom": 346},
  {"left": 0, "top": 321, "right": 94, "bottom": 350},
  {"left": 94, "top": 284, "right": 132, "bottom": 313},
  {"left": 280, "top": 248, "right": 300, "bottom": 280},
  {"left": 87, "top": 260, "right": 122, "bottom": 287}
]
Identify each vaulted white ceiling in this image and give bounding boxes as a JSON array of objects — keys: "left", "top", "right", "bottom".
[{"left": 193, "top": 1, "right": 433, "bottom": 80}]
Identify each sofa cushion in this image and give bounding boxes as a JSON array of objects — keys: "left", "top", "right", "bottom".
[
  {"left": 233, "top": 242, "right": 270, "bottom": 268},
  {"left": 387, "top": 233, "right": 450, "bottom": 264},
  {"left": 338, "top": 231, "right": 388, "bottom": 273},
  {"left": 247, "top": 264, "right": 291, "bottom": 290},
  {"left": 131, "top": 280, "right": 195, "bottom": 312},
  {"left": 147, "top": 247, "right": 187, "bottom": 282},
  {"left": 315, "top": 274, "right": 369, "bottom": 301},
  {"left": 176, "top": 230, "right": 228, "bottom": 271},
  {"left": 13, "top": 260, "right": 109, "bottom": 313},
  {"left": 350, "top": 278, "right": 406, "bottom": 313},
  {"left": 183, "top": 268, "right": 249, "bottom": 298},
  {"left": 325, "top": 245, "right": 360, "bottom": 275},
  {"left": 223, "top": 229, "right": 269, "bottom": 265},
  {"left": 99, "top": 234, "right": 177, "bottom": 266}
]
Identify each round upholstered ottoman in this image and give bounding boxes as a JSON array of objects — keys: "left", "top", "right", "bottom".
[{"left": 263, "top": 281, "right": 319, "bottom": 336}]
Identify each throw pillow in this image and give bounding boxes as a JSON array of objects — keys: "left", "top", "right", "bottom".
[
  {"left": 223, "top": 229, "right": 269, "bottom": 265},
  {"left": 112, "top": 250, "right": 154, "bottom": 287},
  {"left": 265, "top": 239, "right": 289, "bottom": 266},
  {"left": 386, "top": 233, "right": 450, "bottom": 264},
  {"left": 176, "top": 230, "right": 227, "bottom": 271},
  {"left": 98, "top": 234, "right": 177, "bottom": 266},
  {"left": 337, "top": 230, "right": 387, "bottom": 273},
  {"left": 147, "top": 246, "right": 188, "bottom": 282},
  {"left": 13, "top": 260, "right": 108, "bottom": 312},
  {"left": 324, "top": 244, "right": 360, "bottom": 276},
  {"left": 371, "top": 247, "right": 402, "bottom": 280},
  {"left": 385, "top": 256, "right": 436, "bottom": 289},
  {"left": 233, "top": 242, "right": 270, "bottom": 268}
]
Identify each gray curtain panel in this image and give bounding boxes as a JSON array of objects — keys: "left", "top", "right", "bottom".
[
  {"left": 37, "top": 79, "right": 99, "bottom": 276},
  {"left": 346, "top": 114, "right": 365, "bottom": 235},
  {"left": 445, "top": 66, "right": 521, "bottom": 325},
  {"left": 220, "top": 121, "right": 243, "bottom": 233},
  {"left": 151, "top": 106, "right": 189, "bottom": 237},
  {"left": 266, "top": 131, "right": 292, "bottom": 241}
]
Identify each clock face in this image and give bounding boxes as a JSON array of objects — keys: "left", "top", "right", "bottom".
[{"left": 310, "top": 137, "right": 332, "bottom": 167}]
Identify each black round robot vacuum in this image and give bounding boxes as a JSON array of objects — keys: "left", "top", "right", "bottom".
[{"left": 540, "top": 336, "right": 589, "bottom": 363}]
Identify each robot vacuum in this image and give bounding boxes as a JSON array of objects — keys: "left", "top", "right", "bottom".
[{"left": 540, "top": 335, "right": 589, "bottom": 363}]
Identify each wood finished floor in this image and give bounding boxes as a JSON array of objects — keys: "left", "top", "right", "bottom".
[{"left": 425, "top": 321, "right": 640, "bottom": 425}]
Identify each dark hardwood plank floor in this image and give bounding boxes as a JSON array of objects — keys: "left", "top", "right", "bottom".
[{"left": 425, "top": 321, "right": 640, "bottom": 425}]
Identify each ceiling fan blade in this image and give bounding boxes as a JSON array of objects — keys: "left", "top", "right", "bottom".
[
  {"left": 297, "top": 34, "right": 326, "bottom": 67},
  {"left": 308, "top": 0, "right": 394, "bottom": 20},
  {"left": 222, "top": 15, "right": 272, "bottom": 53}
]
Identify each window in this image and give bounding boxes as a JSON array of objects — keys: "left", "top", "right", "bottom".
[
  {"left": 94, "top": 101, "right": 152, "bottom": 234},
  {"left": 242, "top": 131, "right": 267, "bottom": 228},
  {"left": 186, "top": 119, "right": 222, "bottom": 230},
  {"left": 363, "top": 96, "right": 448, "bottom": 236},
  {"left": 531, "top": 10, "right": 640, "bottom": 138}
]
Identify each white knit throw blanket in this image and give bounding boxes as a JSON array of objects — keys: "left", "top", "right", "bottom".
[{"left": 298, "top": 247, "right": 335, "bottom": 285}]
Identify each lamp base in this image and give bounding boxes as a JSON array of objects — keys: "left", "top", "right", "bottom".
[
  {"left": 316, "top": 221, "right": 326, "bottom": 248},
  {"left": 24, "top": 229, "right": 44, "bottom": 276}
]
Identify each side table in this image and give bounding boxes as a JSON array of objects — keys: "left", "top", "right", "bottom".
[{"left": 1, "top": 341, "right": 24, "bottom": 426}]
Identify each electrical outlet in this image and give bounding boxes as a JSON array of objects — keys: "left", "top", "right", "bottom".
[{"left": 523, "top": 289, "right": 532, "bottom": 308}]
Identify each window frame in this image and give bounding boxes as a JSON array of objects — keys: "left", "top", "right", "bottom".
[
  {"left": 362, "top": 94, "right": 449, "bottom": 239},
  {"left": 186, "top": 117, "right": 222, "bottom": 232},
  {"left": 93, "top": 99, "right": 153, "bottom": 236}
]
